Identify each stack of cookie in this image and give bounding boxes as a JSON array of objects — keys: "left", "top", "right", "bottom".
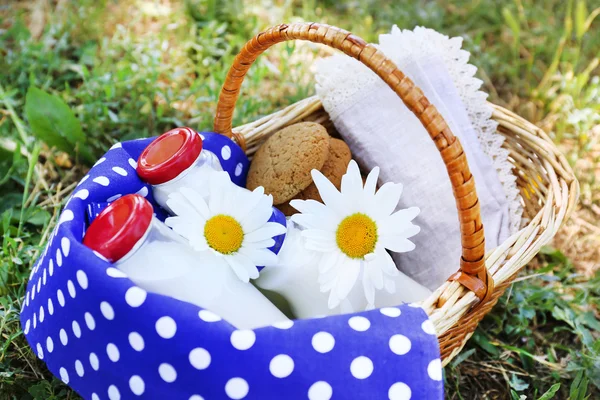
[{"left": 246, "top": 122, "right": 352, "bottom": 216}]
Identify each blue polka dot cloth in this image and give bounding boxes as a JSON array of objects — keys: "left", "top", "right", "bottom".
[{"left": 20, "top": 133, "right": 444, "bottom": 399}]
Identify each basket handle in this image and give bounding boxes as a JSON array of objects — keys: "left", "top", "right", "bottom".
[{"left": 214, "top": 22, "right": 493, "bottom": 302}]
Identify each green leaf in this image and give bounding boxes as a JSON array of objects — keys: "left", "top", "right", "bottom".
[
  {"left": 575, "top": 0, "right": 588, "bottom": 40},
  {"left": 538, "top": 383, "right": 561, "bottom": 400},
  {"left": 24, "top": 86, "right": 94, "bottom": 164},
  {"left": 509, "top": 374, "right": 529, "bottom": 392},
  {"left": 569, "top": 370, "right": 589, "bottom": 400},
  {"left": 25, "top": 208, "right": 51, "bottom": 227}
]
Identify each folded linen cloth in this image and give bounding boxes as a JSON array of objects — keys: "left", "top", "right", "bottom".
[{"left": 315, "top": 26, "right": 522, "bottom": 290}]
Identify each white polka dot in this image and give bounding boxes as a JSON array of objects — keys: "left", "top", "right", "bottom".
[
  {"left": 308, "top": 381, "right": 332, "bottom": 400},
  {"left": 73, "top": 189, "right": 89, "bottom": 200},
  {"left": 234, "top": 163, "right": 243, "bottom": 177},
  {"left": 107, "top": 343, "right": 120, "bottom": 362},
  {"left": 75, "top": 360, "right": 84, "bottom": 377},
  {"left": 106, "top": 267, "right": 127, "bottom": 278},
  {"left": 422, "top": 320, "right": 436, "bottom": 335},
  {"left": 128, "top": 158, "right": 137, "bottom": 169},
  {"left": 155, "top": 316, "right": 177, "bottom": 339},
  {"left": 100, "top": 301, "right": 115, "bottom": 320},
  {"left": 93, "top": 250, "right": 109, "bottom": 261},
  {"left": 221, "top": 145, "right": 231, "bottom": 160},
  {"left": 46, "top": 336, "right": 54, "bottom": 353},
  {"left": 198, "top": 309, "right": 221, "bottom": 322},
  {"left": 78, "top": 175, "right": 89, "bottom": 185},
  {"left": 158, "top": 363, "right": 177, "bottom": 383},
  {"left": 135, "top": 186, "right": 149, "bottom": 197},
  {"left": 389, "top": 334, "right": 411, "bottom": 355},
  {"left": 110, "top": 142, "right": 122, "bottom": 150},
  {"left": 39, "top": 305, "right": 45, "bottom": 322},
  {"left": 57, "top": 289, "right": 65, "bottom": 307},
  {"left": 67, "top": 280, "right": 76, "bottom": 298},
  {"left": 108, "top": 385, "right": 120, "bottom": 400},
  {"left": 61, "top": 237, "right": 70, "bottom": 257},
  {"left": 59, "top": 367, "right": 69, "bottom": 384},
  {"left": 93, "top": 176, "right": 110, "bottom": 186},
  {"left": 428, "top": 359, "right": 442, "bottom": 381},
  {"left": 350, "top": 356, "right": 373, "bottom": 379},
  {"left": 348, "top": 316, "right": 370, "bottom": 332},
  {"left": 312, "top": 331, "right": 335, "bottom": 353},
  {"left": 36, "top": 343, "right": 44, "bottom": 359},
  {"left": 388, "top": 382, "right": 412, "bottom": 400},
  {"left": 33, "top": 312, "right": 36, "bottom": 328},
  {"left": 59, "top": 329, "right": 68, "bottom": 346},
  {"left": 47, "top": 298, "right": 54, "bottom": 315},
  {"left": 112, "top": 166, "right": 128, "bottom": 176},
  {"left": 56, "top": 248, "right": 63, "bottom": 267},
  {"left": 225, "top": 377, "right": 248, "bottom": 399},
  {"left": 25, "top": 291, "right": 30, "bottom": 307},
  {"left": 129, "top": 332, "right": 145, "bottom": 351},
  {"left": 31, "top": 288, "right": 35, "bottom": 301},
  {"left": 49, "top": 259, "right": 54, "bottom": 276},
  {"left": 84, "top": 312, "right": 96, "bottom": 331},
  {"left": 76, "top": 270, "right": 88, "bottom": 290},
  {"left": 189, "top": 396, "right": 204, "bottom": 400},
  {"left": 107, "top": 194, "right": 122, "bottom": 202},
  {"left": 125, "top": 286, "right": 146, "bottom": 307},
  {"left": 272, "top": 320, "right": 294, "bottom": 329},
  {"left": 269, "top": 354, "right": 294, "bottom": 378},
  {"left": 36, "top": 277, "right": 41, "bottom": 293},
  {"left": 24, "top": 319, "right": 30, "bottom": 334},
  {"left": 189, "top": 348, "right": 211, "bottom": 370},
  {"left": 94, "top": 157, "right": 106, "bottom": 166},
  {"left": 408, "top": 303, "right": 421, "bottom": 308},
  {"left": 199, "top": 133, "right": 205, "bottom": 140},
  {"left": 59, "top": 209, "right": 74, "bottom": 224},
  {"left": 129, "top": 375, "right": 145, "bottom": 395},
  {"left": 380, "top": 307, "right": 401, "bottom": 317},
  {"left": 72, "top": 320, "right": 82, "bottom": 338},
  {"left": 89, "top": 352, "right": 99, "bottom": 370},
  {"left": 230, "top": 330, "right": 255, "bottom": 350},
  {"left": 42, "top": 268, "right": 47, "bottom": 285}
]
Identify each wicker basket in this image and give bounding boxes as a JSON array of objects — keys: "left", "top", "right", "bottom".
[{"left": 212, "top": 22, "right": 579, "bottom": 365}]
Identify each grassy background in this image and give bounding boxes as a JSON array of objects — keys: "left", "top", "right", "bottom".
[{"left": 0, "top": 0, "right": 599, "bottom": 399}]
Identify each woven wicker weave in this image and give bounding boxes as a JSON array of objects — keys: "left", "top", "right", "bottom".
[{"left": 213, "top": 23, "right": 579, "bottom": 365}]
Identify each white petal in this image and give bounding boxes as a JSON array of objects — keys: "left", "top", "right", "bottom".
[
  {"left": 232, "top": 186, "right": 265, "bottom": 221},
  {"left": 376, "top": 247, "right": 400, "bottom": 277},
  {"left": 305, "top": 239, "right": 337, "bottom": 253},
  {"left": 365, "top": 259, "right": 384, "bottom": 289},
  {"left": 340, "top": 160, "right": 363, "bottom": 201},
  {"left": 363, "top": 166, "right": 380, "bottom": 197},
  {"left": 166, "top": 193, "right": 201, "bottom": 219},
  {"left": 225, "top": 256, "right": 251, "bottom": 282},
  {"left": 335, "top": 259, "right": 360, "bottom": 299},
  {"left": 327, "top": 285, "right": 341, "bottom": 309},
  {"left": 384, "top": 278, "right": 396, "bottom": 294},
  {"left": 238, "top": 246, "right": 278, "bottom": 267},
  {"left": 240, "top": 195, "right": 273, "bottom": 233},
  {"left": 288, "top": 199, "right": 328, "bottom": 216},
  {"left": 290, "top": 214, "right": 332, "bottom": 231},
  {"left": 179, "top": 187, "right": 211, "bottom": 219},
  {"left": 379, "top": 236, "right": 416, "bottom": 253},
  {"left": 311, "top": 169, "right": 347, "bottom": 215},
  {"left": 251, "top": 239, "right": 276, "bottom": 249},
  {"left": 362, "top": 271, "right": 375, "bottom": 305},
  {"left": 379, "top": 207, "right": 421, "bottom": 236},
  {"left": 318, "top": 250, "right": 340, "bottom": 274},
  {"left": 208, "top": 171, "right": 231, "bottom": 214},
  {"left": 244, "top": 222, "right": 286, "bottom": 243},
  {"left": 372, "top": 182, "right": 403, "bottom": 219}
]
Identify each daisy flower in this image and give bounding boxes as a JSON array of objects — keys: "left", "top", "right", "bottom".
[
  {"left": 165, "top": 170, "right": 286, "bottom": 282},
  {"left": 290, "top": 160, "right": 420, "bottom": 309}
]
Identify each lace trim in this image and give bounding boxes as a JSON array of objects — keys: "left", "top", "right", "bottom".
[{"left": 315, "top": 26, "right": 523, "bottom": 233}]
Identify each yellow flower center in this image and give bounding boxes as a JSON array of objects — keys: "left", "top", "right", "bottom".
[
  {"left": 204, "top": 215, "right": 244, "bottom": 254},
  {"left": 336, "top": 213, "right": 378, "bottom": 259}
]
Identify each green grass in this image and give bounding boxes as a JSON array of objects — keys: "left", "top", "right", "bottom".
[{"left": 1, "top": 0, "right": 599, "bottom": 399}]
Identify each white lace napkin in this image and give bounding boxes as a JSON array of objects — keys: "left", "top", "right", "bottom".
[{"left": 315, "top": 26, "right": 522, "bottom": 290}]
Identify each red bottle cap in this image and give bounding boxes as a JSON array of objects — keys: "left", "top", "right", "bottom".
[
  {"left": 83, "top": 194, "right": 154, "bottom": 262},
  {"left": 137, "top": 127, "right": 203, "bottom": 185}
]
